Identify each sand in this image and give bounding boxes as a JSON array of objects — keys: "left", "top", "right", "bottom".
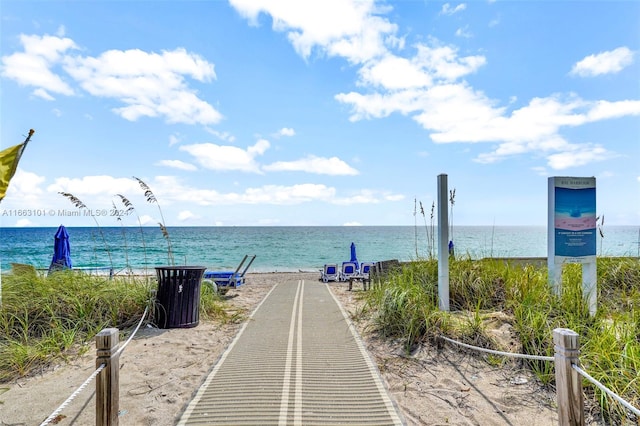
[{"left": 0, "top": 272, "right": 567, "bottom": 425}]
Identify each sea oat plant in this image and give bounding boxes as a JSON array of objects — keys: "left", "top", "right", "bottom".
[
  {"left": 59, "top": 192, "right": 113, "bottom": 269},
  {"left": 115, "top": 194, "right": 150, "bottom": 276},
  {"left": 449, "top": 188, "right": 456, "bottom": 257},
  {"left": 133, "top": 176, "right": 174, "bottom": 265}
]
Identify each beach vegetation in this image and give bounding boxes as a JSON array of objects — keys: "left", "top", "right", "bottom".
[
  {"left": 133, "top": 176, "right": 174, "bottom": 265},
  {"left": 58, "top": 192, "right": 114, "bottom": 270},
  {"left": 0, "top": 269, "right": 230, "bottom": 383},
  {"left": 366, "top": 256, "right": 640, "bottom": 423},
  {"left": 114, "top": 193, "right": 150, "bottom": 275}
]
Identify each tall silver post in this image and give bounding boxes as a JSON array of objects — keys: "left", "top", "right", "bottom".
[{"left": 437, "top": 174, "right": 450, "bottom": 311}]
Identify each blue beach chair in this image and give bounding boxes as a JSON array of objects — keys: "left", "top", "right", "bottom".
[
  {"left": 204, "top": 254, "right": 256, "bottom": 294},
  {"left": 339, "top": 261, "right": 358, "bottom": 282},
  {"left": 320, "top": 263, "right": 339, "bottom": 283},
  {"left": 359, "top": 262, "right": 374, "bottom": 279}
]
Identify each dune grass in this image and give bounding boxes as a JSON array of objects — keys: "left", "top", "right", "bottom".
[
  {"left": 366, "top": 256, "right": 640, "bottom": 423},
  {"left": 0, "top": 269, "right": 232, "bottom": 383}
]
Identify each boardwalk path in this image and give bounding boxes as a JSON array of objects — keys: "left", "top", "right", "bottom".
[{"left": 178, "top": 279, "right": 405, "bottom": 425}]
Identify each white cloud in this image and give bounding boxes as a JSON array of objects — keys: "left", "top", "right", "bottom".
[
  {"left": 1, "top": 33, "right": 78, "bottom": 98},
  {"left": 343, "top": 221, "right": 362, "bottom": 226},
  {"left": 331, "top": 189, "right": 403, "bottom": 205},
  {"left": 263, "top": 155, "right": 359, "bottom": 175},
  {"left": 155, "top": 160, "right": 198, "bottom": 171},
  {"left": 441, "top": 3, "right": 467, "bottom": 16},
  {"left": 546, "top": 144, "right": 616, "bottom": 170},
  {"left": 354, "top": 41, "right": 486, "bottom": 91},
  {"left": 455, "top": 26, "right": 473, "bottom": 38},
  {"left": 206, "top": 128, "right": 236, "bottom": 142},
  {"left": 48, "top": 175, "right": 140, "bottom": 195},
  {"left": 277, "top": 127, "right": 296, "bottom": 137},
  {"left": 358, "top": 54, "right": 432, "bottom": 89},
  {"left": 33, "top": 88, "right": 55, "bottom": 100},
  {"left": 5, "top": 169, "right": 45, "bottom": 200},
  {"left": 385, "top": 194, "right": 405, "bottom": 202},
  {"left": 570, "top": 47, "right": 635, "bottom": 77},
  {"left": 229, "top": 0, "right": 397, "bottom": 64},
  {"left": 177, "top": 210, "right": 197, "bottom": 221},
  {"left": 414, "top": 42, "right": 486, "bottom": 82},
  {"left": 65, "top": 47, "right": 221, "bottom": 124},
  {"left": 180, "top": 139, "right": 270, "bottom": 173},
  {"left": 162, "top": 180, "right": 337, "bottom": 205},
  {"left": 241, "top": 183, "right": 335, "bottom": 204},
  {"left": 138, "top": 214, "right": 156, "bottom": 226},
  {"left": 586, "top": 100, "right": 640, "bottom": 121},
  {"left": 126, "top": 175, "right": 406, "bottom": 209},
  {"left": 339, "top": 69, "right": 638, "bottom": 167},
  {"left": 1, "top": 33, "right": 223, "bottom": 125},
  {"left": 15, "top": 219, "right": 34, "bottom": 227}
]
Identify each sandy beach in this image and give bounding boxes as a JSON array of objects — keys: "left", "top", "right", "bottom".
[{"left": 1, "top": 272, "right": 563, "bottom": 425}]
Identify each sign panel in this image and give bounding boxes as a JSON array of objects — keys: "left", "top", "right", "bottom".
[
  {"left": 547, "top": 176, "right": 598, "bottom": 315},
  {"left": 551, "top": 177, "right": 596, "bottom": 259}
]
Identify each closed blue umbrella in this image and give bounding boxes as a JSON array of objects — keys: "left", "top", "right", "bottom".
[
  {"left": 49, "top": 225, "right": 72, "bottom": 273},
  {"left": 350, "top": 242, "right": 358, "bottom": 270}
]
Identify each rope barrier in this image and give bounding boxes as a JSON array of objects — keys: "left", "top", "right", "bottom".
[
  {"left": 440, "top": 334, "right": 638, "bottom": 421},
  {"left": 439, "top": 335, "right": 555, "bottom": 362},
  {"left": 115, "top": 305, "right": 149, "bottom": 358},
  {"left": 39, "top": 304, "right": 150, "bottom": 424},
  {"left": 39, "top": 363, "right": 106, "bottom": 426},
  {"left": 572, "top": 364, "right": 640, "bottom": 417}
]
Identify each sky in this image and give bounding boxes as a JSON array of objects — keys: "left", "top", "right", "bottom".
[{"left": 1, "top": 0, "right": 639, "bottom": 228}]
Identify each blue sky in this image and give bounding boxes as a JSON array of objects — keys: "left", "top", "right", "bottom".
[{"left": 1, "top": 0, "right": 638, "bottom": 228}]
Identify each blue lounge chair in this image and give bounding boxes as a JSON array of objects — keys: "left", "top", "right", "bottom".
[
  {"left": 321, "top": 263, "right": 339, "bottom": 283},
  {"left": 204, "top": 254, "right": 256, "bottom": 294},
  {"left": 340, "top": 261, "right": 358, "bottom": 282},
  {"left": 359, "top": 262, "right": 374, "bottom": 279}
]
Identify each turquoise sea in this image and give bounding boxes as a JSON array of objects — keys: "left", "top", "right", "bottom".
[{"left": 1, "top": 226, "right": 639, "bottom": 274}]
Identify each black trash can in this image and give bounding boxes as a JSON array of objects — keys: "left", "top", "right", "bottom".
[{"left": 155, "top": 266, "right": 206, "bottom": 329}]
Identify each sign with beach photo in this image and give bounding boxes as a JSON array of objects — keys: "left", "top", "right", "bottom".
[
  {"left": 551, "top": 177, "right": 596, "bottom": 258},
  {"left": 547, "top": 176, "right": 598, "bottom": 315}
]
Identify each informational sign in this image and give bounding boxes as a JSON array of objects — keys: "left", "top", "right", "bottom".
[
  {"left": 548, "top": 176, "right": 597, "bottom": 315},
  {"left": 552, "top": 177, "right": 596, "bottom": 259}
]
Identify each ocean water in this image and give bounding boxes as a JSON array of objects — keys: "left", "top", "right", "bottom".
[{"left": 1, "top": 226, "right": 638, "bottom": 274}]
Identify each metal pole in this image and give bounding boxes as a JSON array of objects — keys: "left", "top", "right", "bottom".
[{"left": 437, "top": 174, "right": 449, "bottom": 311}]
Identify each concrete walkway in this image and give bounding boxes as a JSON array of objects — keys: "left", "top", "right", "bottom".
[{"left": 178, "top": 279, "right": 404, "bottom": 425}]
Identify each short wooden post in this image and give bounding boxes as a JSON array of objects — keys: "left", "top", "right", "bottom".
[
  {"left": 553, "top": 328, "right": 584, "bottom": 426},
  {"left": 96, "top": 328, "right": 120, "bottom": 426}
]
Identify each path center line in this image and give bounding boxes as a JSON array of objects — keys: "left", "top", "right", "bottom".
[
  {"left": 294, "top": 280, "right": 304, "bottom": 425},
  {"left": 279, "top": 280, "right": 302, "bottom": 425}
]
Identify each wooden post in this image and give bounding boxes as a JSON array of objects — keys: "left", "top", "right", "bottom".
[
  {"left": 96, "top": 328, "right": 120, "bottom": 426},
  {"left": 553, "top": 328, "right": 584, "bottom": 426}
]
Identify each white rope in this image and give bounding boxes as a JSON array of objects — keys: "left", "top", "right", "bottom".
[
  {"left": 572, "top": 364, "right": 640, "bottom": 417},
  {"left": 39, "top": 363, "right": 106, "bottom": 426},
  {"left": 439, "top": 335, "right": 554, "bottom": 362},
  {"left": 115, "top": 305, "right": 149, "bottom": 358}
]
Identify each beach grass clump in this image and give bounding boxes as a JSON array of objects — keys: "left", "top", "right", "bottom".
[
  {"left": 364, "top": 257, "right": 640, "bottom": 421},
  {"left": 0, "top": 268, "right": 229, "bottom": 383},
  {"left": 368, "top": 261, "right": 443, "bottom": 352},
  {"left": 0, "top": 270, "right": 151, "bottom": 381}
]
